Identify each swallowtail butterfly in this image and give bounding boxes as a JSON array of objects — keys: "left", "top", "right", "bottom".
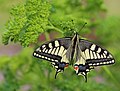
[{"left": 33, "top": 32, "right": 115, "bottom": 82}]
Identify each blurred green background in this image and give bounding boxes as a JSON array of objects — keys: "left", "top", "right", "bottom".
[{"left": 0, "top": 0, "right": 120, "bottom": 91}]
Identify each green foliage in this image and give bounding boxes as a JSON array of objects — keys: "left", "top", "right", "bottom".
[
  {"left": 2, "top": 0, "right": 106, "bottom": 47},
  {"left": 2, "top": 0, "right": 50, "bottom": 47},
  {"left": 96, "top": 16, "right": 120, "bottom": 88},
  {"left": 1, "top": 0, "right": 120, "bottom": 91},
  {"left": 96, "top": 16, "right": 120, "bottom": 45}
]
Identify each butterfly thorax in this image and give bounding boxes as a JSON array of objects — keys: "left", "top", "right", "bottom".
[
  {"left": 66, "top": 33, "right": 79, "bottom": 65},
  {"left": 67, "top": 33, "right": 86, "bottom": 66}
]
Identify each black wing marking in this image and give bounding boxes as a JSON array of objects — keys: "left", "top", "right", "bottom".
[
  {"left": 33, "top": 37, "right": 72, "bottom": 78},
  {"left": 79, "top": 39, "right": 115, "bottom": 66},
  {"left": 33, "top": 37, "right": 72, "bottom": 62}
]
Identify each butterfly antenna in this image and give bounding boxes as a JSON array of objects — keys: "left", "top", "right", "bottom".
[{"left": 79, "top": 22, "right": 87, "bottom": 33}]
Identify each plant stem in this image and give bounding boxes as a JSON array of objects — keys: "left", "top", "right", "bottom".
[
  {"left": 46, "top": 26, "right": 63, "bottom": 34},
  {"left": 44, "top": 32, "right": 50, "bottom": 41},
  {"left": 48, "top": 20, "right": 54, "bottom": 27}
]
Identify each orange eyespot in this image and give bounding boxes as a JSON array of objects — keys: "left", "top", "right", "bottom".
[
  {"left": 65, "top": 64, "right": 69, "bottom": 68},
  {"left": 74, "top": 66, "right": 78, "bottom": 71}
]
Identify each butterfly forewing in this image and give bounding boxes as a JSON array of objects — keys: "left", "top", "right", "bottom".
[
  {"left": 33, "top": 38, "right": 72, "bottom": 68},
  {"left": 79, "top": 39, "right": 115, "bottom": 66}
]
